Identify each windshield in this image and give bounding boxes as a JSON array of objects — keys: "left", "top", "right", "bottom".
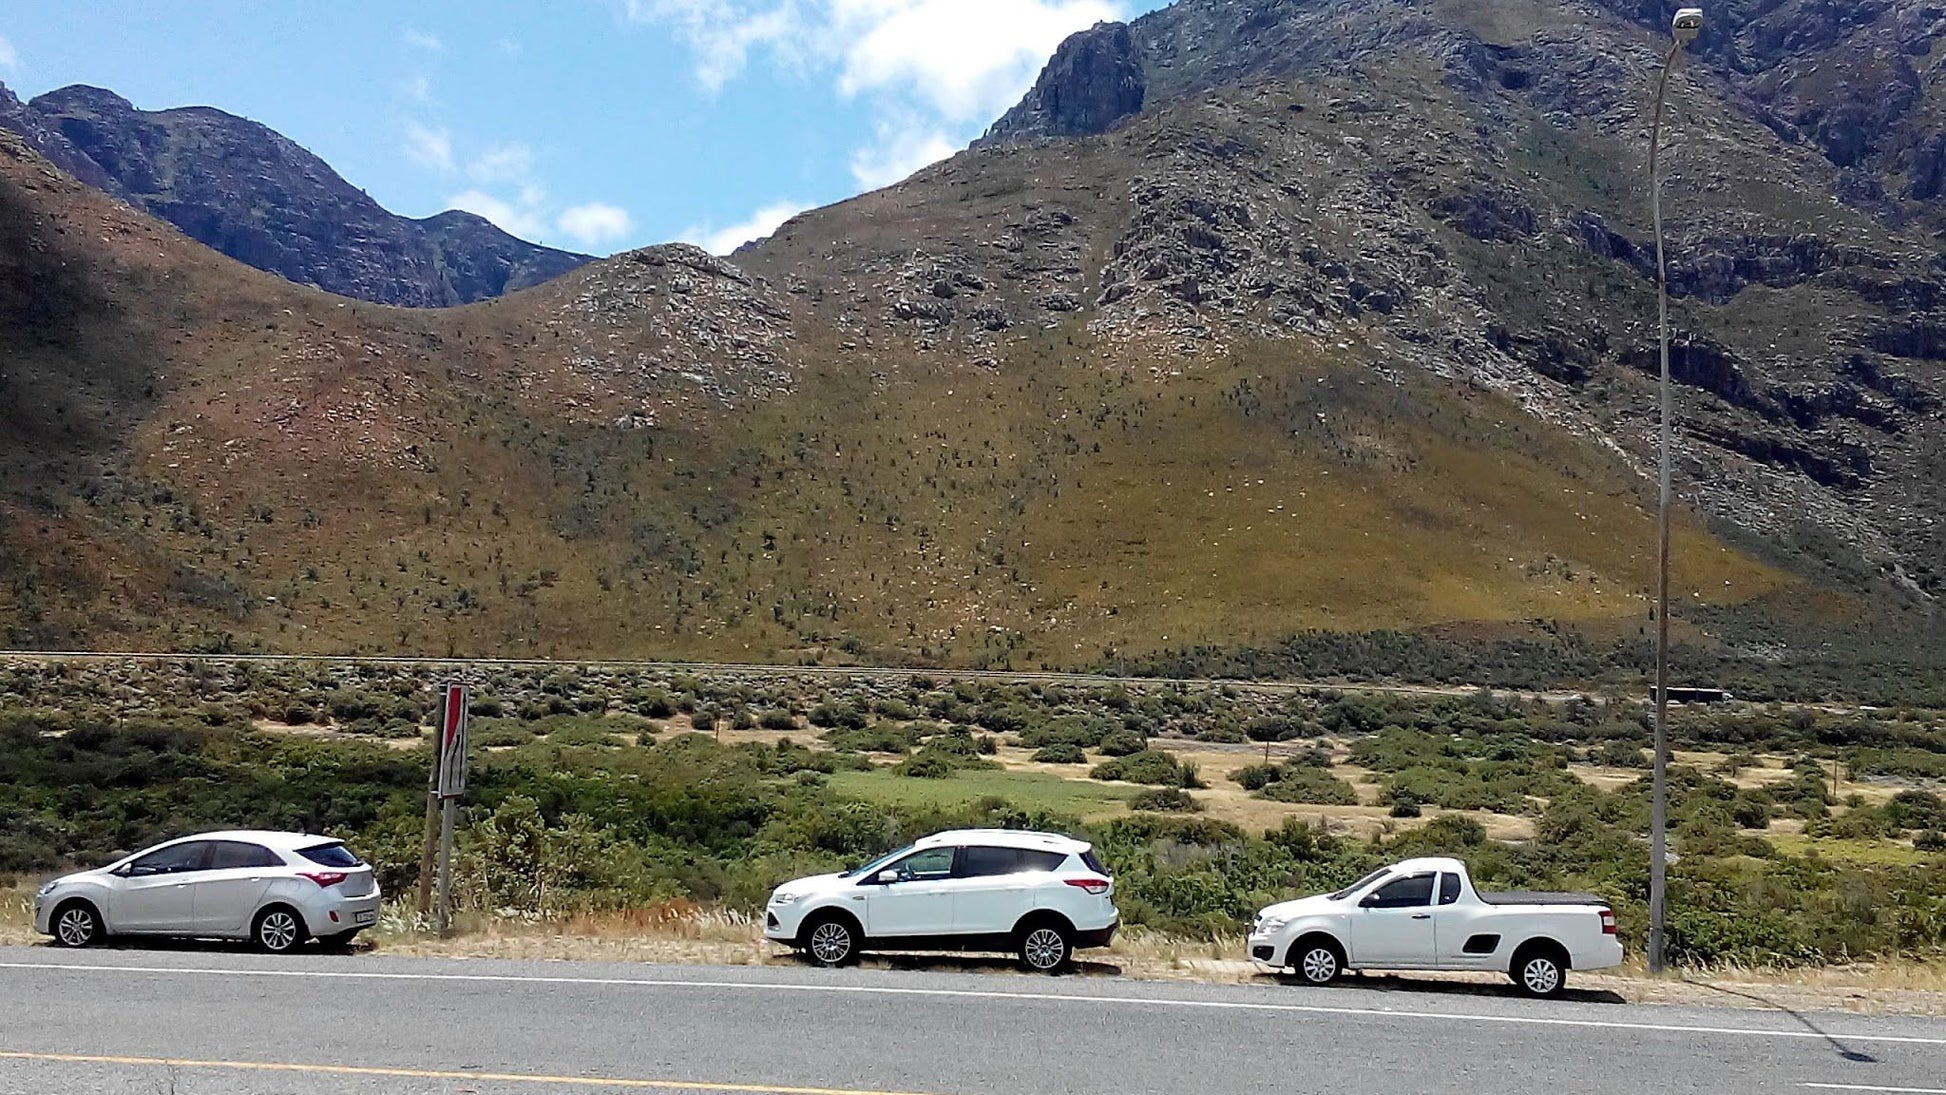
[
  {"left": 1329, "top": 868, "right": 1392, "bottom": 902},
  {"left": 841, "top": 844, "right": 915, "bottom": 879}
]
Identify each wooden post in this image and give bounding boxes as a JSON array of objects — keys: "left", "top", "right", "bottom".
[
  {"left": 415, "top": 740, "right": 441, "bottom": 916},
  {"left": 435, "top": 794, "right": 457, "bottom": 936}
]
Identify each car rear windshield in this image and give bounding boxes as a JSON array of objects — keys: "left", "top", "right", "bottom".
[{"left": 298, "top": 842, "right": 363, "bottom": 868}]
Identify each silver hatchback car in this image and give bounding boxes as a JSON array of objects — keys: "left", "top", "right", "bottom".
[{"left": 33, "top": 830, "right": 381, "bottom": 953}]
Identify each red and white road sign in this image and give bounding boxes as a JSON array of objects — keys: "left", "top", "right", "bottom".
[{"left": 436, "top": 683, "right": 469, "bottom": 798}]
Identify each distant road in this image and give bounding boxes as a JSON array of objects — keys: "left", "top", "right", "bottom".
[
  {"left": 0, "top": 948, "right": 1941, "bottom": 1094},
  {"left": 0, "top": 649, "right": 1609, "bottom": 705}
]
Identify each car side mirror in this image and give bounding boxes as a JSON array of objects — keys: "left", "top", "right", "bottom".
[
  {"left": 1359, "top": 892, "right": 1381, "bottom": 908},
  {"left": 110, "top": 865, "right": 131, "bottom": 878},
  {"left": 876, "top": 870, "right": 901, "bottom": 885}
]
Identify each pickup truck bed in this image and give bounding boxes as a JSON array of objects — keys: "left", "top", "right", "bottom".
[{"left": 1477, "top": 890, "right": 1607, "bottom": 906}]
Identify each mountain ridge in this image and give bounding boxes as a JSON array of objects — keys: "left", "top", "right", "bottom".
[
  {"left": 0, "top": 80, "right": 591, "bottom": 307},
  {"left": 0, "top": 0, "right": 1940, "bottom": 680}
]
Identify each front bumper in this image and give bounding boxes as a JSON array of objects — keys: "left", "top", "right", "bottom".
[
  {"left": 1247, "top": 931, "right": 1290, "bottom": 968},
  {"left": 764, "top": 903, "right": 809, "bottom": 943},
  {"left": 31, "top": 892, "right": 50, "bottom": 936}
]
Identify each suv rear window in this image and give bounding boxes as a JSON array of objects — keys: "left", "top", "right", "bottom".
[
  {"left": 960, "top": 847, "right": 1067, "bottom": 877},
  {"left": 1080, "top": 849, "right": 1107, "bottom": 874},
  {"left": 298, "top": 842, "right": 363, "bottom": 868}
]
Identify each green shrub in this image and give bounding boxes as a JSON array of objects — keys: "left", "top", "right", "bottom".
[
  {"left": 1093, "top": 749, "right": 1196, "bottom": 787},
  {"left": 1885, "top": 790, "right": 1946, "bottom": 832},
  {"left": 1255, "top": 768, "right": 1359, "bottom": 806},
  {"left": 1098, "top": 730, "right": 1147, "bottom": 757},
  {"left": 758, "top": 709, "right": 798, "bottom": 731},
  {"left": 1193, "top": 725, "right": 1246, "bottom": 744},
  {"left": 1594, "top": 740, "right": 1647, "bottom": 768},
  {"left": 1032, "top": 743, "right": 1086, "bottom": 764},
  {"left": 1230, "top": 763, "right": 1280, "bottom": 792},
  {"left": 1915, "top": 830, "right": 1946, "bottom": 853},
  {"left": 1129, "top": 788, "right": 1201, "bottom": 812}
]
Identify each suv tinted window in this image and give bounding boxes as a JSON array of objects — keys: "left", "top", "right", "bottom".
[
  {"left": 1368, "top": 873, "right": 1435, "bottom": 909},
  {"left": 298, "top": 843, "right": 363, "bottom": 868},
  {"left": 127, "top": 842, "right": 211, "bottom": 876},
  {"left": 1080, "top": 849, "right": 1107, "bottom": 875},
  {"left": 1438, "top": 873, "right": 1461, "bottom": 905},
  {"left": 959, "top": 847, "right": 1067, "bottom": 877},
  {"left": 207, "top": 842, "right": 283, "bottom": 870}
]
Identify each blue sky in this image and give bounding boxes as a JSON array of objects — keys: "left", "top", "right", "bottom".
[{"left": 0, "top": 0, "right": 1169, "bottom": 255}]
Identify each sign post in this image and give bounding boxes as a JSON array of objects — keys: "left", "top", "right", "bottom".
[
  {"left": 415, "top": 737, "right": 441, "bottom": 915},
  {"left": 434, "top": 683, "right": 469, "bottom": 936}
]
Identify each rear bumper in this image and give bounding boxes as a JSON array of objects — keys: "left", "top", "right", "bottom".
[
  {"left": 303, "top": 892, "right": 382, "bottom": 937},
  {"left": 1072, "top": 919, "right": 1118, "bottom": 950},
  {"left": 1573, "top": 936, "right": 1626, "bottom": 972}
]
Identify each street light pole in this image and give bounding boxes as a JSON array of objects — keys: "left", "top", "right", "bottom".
[{"left": 1648, "top": 6, "right": 1704, "bottom": 977}]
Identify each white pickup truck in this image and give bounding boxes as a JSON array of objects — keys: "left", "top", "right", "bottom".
[{"left": 1247, "top": 856, "right": 1622, "bottom": 997}]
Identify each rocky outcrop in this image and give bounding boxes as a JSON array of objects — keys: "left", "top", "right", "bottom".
[
  {"left": 0, "top": 82, "right": 590, "bottom": 306},
  {"left": 976, "top": 23, "right": 1145, "bottom": 146}
]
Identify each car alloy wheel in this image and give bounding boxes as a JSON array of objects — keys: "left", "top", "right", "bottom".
[
  {"left": 1022, "top": 927, "right": 1068, "bottom": 972},
  {"left": 1299, "top": 945, "right": 1339, "bottom": 985},
  {"left": 54, "top": 905, "right": 99, "bottom": 948},
  {"left": 1520, "top": 955, "right": 1562, "bottom": 997},
  {"left": 257, "top": 909, "right": 302, "bottom": 953},
  {"left": 809, "top": 921, "right": 854, "bottom": 966}
]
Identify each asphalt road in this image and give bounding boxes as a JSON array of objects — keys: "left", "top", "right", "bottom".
[{"left": 1, "top": 947, "right": 1942, "bottom": 1095}]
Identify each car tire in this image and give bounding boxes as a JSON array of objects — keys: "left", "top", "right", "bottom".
[
  {"left": 50, "top": 900, "right": 103, "bottom": 948},
  {"left": 252, "top": 905, "right": 308, "bottom": 954},
  {"left": 1512, "top": 945, "right": 1568, "bottom": 998},
  {"left": 800, "top": 913, "right": 860, "bottom": 967},
  {"left": 1291, "top": 936, "right": 1344, "bottom": 986},
  {"left": 1017, "top": 920, "right": 1073, "bottom": 973}
]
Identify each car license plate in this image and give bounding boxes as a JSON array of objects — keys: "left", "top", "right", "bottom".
[{"left": 354, "top": 910, "right": 376, "bottom": 925}]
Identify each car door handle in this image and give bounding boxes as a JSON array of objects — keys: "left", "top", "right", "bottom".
[
  {"left": 1411, "top": 914, "right": 1432, "bottom": 920},
  {"left": 850, "top": 895, "right": 866, "bottom": 902}
]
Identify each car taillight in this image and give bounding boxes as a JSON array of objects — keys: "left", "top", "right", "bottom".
[
  {"left": 300, "top": 871, "right": 348, "bottom": 888},
  {"left": 1600, "top": 908, "right": 1617, "bottom": 935},
  {"left": 1065, "top": 877, "right": 1111, "bottom": 896}
]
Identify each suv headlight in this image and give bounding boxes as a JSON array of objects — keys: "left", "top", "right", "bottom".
[
  {"left": 1254, "top": 916, "right": 1289, "bottom": 935},
  {"left": 36, "top": 881, "right": 58, "bottom": 898},
  {"left": 769, "top": 891, "right": 804, "bottom": 906}
]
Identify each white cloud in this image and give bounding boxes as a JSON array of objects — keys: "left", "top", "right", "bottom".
[
  {"left": 681, "top": 199, "right": 810, "bottom": 255},
  {"left": 499, "top": 38, "right": 525, "bottom": 57},
  {"left": 627, "top": 0, "right": 1130, "bottom": 190},
  {"left": 0, "top": 35, "right": 18, "bottom": 71},
  {"left": 832, "top": 0, "right": 1124, "bottom": 123},
  {"left": 468, "top": 142, "right": 535, "bottom": 184},
  {"left": 557, "top": 202, "right": 635, "bottom": 249},
  {"left": 849, "top": 118, "right": 957, "bottom": 190},
  {"left": 449, "top": 187, "right": 551, "bottom": 241},
  {"left": 403, "top": 122, "right": 455, "bottom": 172},
  {"left": 404, "top": 28, "right": 445, "bottom": 52}
]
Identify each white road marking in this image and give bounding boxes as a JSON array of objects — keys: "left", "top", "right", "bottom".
[
  {"left": 3, "top": 960, "right": 1944, "bottom": 1047},
  {"left": 1801, "top": 1086, "right": 1946, "bottom": 1093}
]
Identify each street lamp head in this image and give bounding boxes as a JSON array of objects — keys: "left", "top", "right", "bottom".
[{"left": 1672, "top": 7, "right": 1704, "bottom": 45}]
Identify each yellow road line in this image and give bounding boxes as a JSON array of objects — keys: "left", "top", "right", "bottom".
[{"left": 0, "top": 1051, "right": 942, "bottom": 1095}]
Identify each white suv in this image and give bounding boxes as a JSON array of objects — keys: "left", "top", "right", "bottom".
[
  {"left": 764, "top": 829, "right": 1118, "bottom": 971},
  {"left": 33, "top": 830, "right": 381, "bottom": 954}
]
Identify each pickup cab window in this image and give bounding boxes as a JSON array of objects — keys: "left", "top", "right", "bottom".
[
  {"left": 1366, "top": 873, "right": 1435, "bottom": 909},
  {"left": 1439, "top": 872, "right": 1461, "bottom": 905}
]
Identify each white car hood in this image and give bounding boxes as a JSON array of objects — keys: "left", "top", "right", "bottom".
[
  {"left": 1257, "top": 894, "right": 1340, "bottom": 922},
  {"left": 771, "top": 872, "right": 849, "bottom": 901}
]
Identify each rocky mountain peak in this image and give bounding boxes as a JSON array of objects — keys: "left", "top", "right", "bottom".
[{"left": 976, "top": 21, "right": 1145, "bottom": 146}]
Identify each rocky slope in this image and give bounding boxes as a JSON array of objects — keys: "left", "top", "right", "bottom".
[
  {"left": 0, "top": 0, "right": 1940, "bottom": 676},
  {"left": 0, "top": 82, "right": 589, "bottom": 306}
]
